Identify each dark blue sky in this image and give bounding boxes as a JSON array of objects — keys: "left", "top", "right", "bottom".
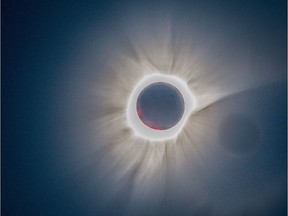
[{"left": 2, "top": 0, "right": 287, "bottom": 215}]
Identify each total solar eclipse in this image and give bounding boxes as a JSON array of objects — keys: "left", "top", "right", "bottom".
[
  {"left": 136, "top": 82, "right": 185, "bottom": 130},
  {"left": 127, "top": 73, "right": 196, "bottom": 141}
]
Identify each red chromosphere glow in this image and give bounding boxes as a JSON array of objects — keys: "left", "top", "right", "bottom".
[{"left": 136, "top": 107, "right": 162, "bottom": 130}]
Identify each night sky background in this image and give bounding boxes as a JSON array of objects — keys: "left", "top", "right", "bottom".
[{"left": 2, "top": 0, "right": 287, "bottom": 216}]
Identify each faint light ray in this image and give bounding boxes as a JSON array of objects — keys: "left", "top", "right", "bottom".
[
  {"left": 82, "top": 27, "right": 260, "bottom": 204},
  {"left": 63, "top": 11, "right": 275, "bottom": 214}
]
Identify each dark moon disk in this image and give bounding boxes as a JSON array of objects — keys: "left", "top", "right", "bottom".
[{"left": 136, "top": 82, "right": 185, "bottom": 130}]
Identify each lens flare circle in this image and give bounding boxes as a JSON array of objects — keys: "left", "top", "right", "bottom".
[{"left": 127, "top": 73, "right": 196, "bottom": 141}]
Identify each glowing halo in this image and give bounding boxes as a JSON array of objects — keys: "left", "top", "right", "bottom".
[{"left": 127, "top": 73, "right": 196, "bottom": 141}]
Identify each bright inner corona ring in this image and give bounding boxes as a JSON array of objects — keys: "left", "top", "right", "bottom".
[{"left": 127, "top": 73, "right": 196, "bottom": 141}]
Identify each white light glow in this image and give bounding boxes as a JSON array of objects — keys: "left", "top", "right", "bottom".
[
  {"left": 127, "top": 73, "right": 196, "bottom": 141},
  {"left": 61, "top": 8, "right": 269, "bottom": 214}
]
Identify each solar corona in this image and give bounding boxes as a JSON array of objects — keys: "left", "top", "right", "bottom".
[{"left": 127, "top": 74, "right": 196, "bottom": 141}]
